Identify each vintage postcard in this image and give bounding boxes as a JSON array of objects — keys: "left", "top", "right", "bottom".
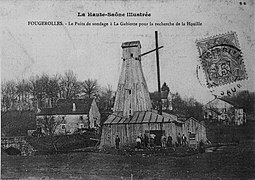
[{"left": 1, "top": 0, "right": 254, "bottom": 179}]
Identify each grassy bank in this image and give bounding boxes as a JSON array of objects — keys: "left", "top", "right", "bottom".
[{"left": 2, "top": 141, "right": 255, "bottom": 179}]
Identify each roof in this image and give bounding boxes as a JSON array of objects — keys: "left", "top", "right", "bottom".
[
  {"left": 36, "top": 98, "right": 94, "bottom": 116},
  {"left": 121, "top": 41, "right": 141, "bottom": 48},
  {"left": 205, "top": 97, "right": 243, "bottom": 108},
  {"left": 104, "top": 111, "right": 182, "bottom": 125},
  {"left": 184, "top": 117, "right": 206, "bottom": 127},
  {"left": 218, "top": 98, "right": 243, "bottom": 108}
]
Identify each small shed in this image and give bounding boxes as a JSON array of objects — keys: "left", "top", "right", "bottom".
[
  {"left": 183, "top": 117, "right": 207, "bottom": 144},
  {"left": 100, "top": 111, "right": 184, "bottom": 147}
]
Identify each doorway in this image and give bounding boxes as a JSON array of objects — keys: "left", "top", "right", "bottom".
[{"left": 148, "top": 130, "right": 165, "bottom": 146}]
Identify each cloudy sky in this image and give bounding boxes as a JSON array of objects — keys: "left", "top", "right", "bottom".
[{"left": 1, "top": 0, "right": 254, "bottom": 104}]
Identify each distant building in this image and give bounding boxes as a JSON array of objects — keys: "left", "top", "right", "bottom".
[
  {"left": 204, "top": 98, "right": 245, "bottom": 125},
  {"left": 36, "top": 98, "right": 100, "bottom": 135}
]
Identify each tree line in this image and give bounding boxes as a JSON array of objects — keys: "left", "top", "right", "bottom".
[
  {"left": 1, "top": 70, "right": 114, "bottom": 112},
  {"left": 224, "top": 90, "right": 255, "bottom": 115}
]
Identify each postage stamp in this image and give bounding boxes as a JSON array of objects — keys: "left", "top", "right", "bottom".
[{"left": 196, "top": 32, "right": 248, "bottom": 88}]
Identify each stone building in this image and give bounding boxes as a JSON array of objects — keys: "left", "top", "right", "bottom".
[
  {"left": 36, "top": 98, "right": 100, "bottom": 135},
  {"left": 204, "top": 98, "right": 245, "bottom": 125}
]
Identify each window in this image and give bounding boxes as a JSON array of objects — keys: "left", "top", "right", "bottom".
[
  {"left": 130, "top": 53, "right": 133, "bottom": 58},
  {"left": 61, "top": 124, "right": 66, "bottom": 130},
  {"left": 189, "top": 133, "right": 196, "bottom": 140},
  {"left": 80, "top": 116, "right": 83, "bottom": 120}
]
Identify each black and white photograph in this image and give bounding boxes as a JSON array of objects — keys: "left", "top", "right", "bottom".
[{"left": 1, "top": 0, "right": 255, "bottom": 179}]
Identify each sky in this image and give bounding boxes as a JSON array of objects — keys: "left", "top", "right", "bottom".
[{"left": 1, "top": 0, "right": 254, "bottom": 104}]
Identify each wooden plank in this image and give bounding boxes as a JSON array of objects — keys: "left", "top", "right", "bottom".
[
  {"left": 118, "top": 117, "right": 127, "bottom": 124},
  {"left": 117, "top": 111, "right": 123, "bottom": 117},
  {"left": 150, "top": 112, "right": 158, "bottom": 123},
  {"left": 136, "top": 111, "right": 146, "bottom": 123},
  {"left": 112, "top": 116, "right": 121, "bottom": 124},
  {"left": 123, "top": 117, "right": 132, "bottom": 124},
  {"left": 129, "top": 111, "right": 140, "bottom": 124},
  {"left": 143, "top": 112, "right": 151, "bottom": 123},
  {"left": 162, "top": 112, "right": 177, "bottom": 122},
  {"left": 139, "top": 46, "right": 164, "bottom": 57},
  {"left": 157, "top": 114, "right": 163, "bottom": 123},
  {"left": 163, "top": 117, "right": 170, "bottom": 123},
  {"left": 104, "top": 115, "right": 116, "bottom": 124}
]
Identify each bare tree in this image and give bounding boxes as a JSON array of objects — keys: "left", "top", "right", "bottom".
[
  {"left": 16, "top": 79, "right": 31, "bottom": 111},
  {"left": 44, "top": 75, "right": 60, "bottom": 107},
  {"left": 29, "top": 74, "right": 61, "bottom": 109},
  {"left": 59, "top": 70, "right": 80, "bottom": 99},
  {"left": 36, "top": 115, "right": 64, "bottom": 151},
  {"left": 29, "top": 75, "right": 45, "bottom": 109},
  {"left": 97, "top": 84, "right": 114, "bottom": 111},
  {"left": 37, "top": 116, "right": 62, "bottom": 136},
  {"left": 81, "top": 78, "right": 100, "bottom": 98},
  {"left": 1, "top": 80, "right": 17, "bottom": 111}
]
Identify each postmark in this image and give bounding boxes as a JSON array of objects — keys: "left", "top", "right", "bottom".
[{"left": 196, "top": 32, "right": 247, "bottom": 88}]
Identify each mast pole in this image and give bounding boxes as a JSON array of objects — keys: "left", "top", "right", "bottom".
[{"left": 155, "top": 31, "right": 162, "bottom": 115}]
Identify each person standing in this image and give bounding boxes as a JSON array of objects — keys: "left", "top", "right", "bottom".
[
  {"left": 167, "top": 135, "right": 172, "bottom": 147},
  {"left": 184, "top": 135, "right": 187, "bottom": 146},
  {"left": 182, "top": 134, "right": 186, "bottom": 146},
  {"left": 150, "top": 134, "right": 156, "bottom": 148},
  {"left": 115, "top": 135, "right": 120, "bottom": 149},
  {"left": 144, "top": 134, "right": 149, "bottom": 148},
  {"left": 161, "top": 134, "right": 166, "bottom": 148},
  {"left": 177, "top": 133, "right": 181, "bottom": 147},
  {"left": 136, "top": 136, "right": 142, "bottom": 149}
]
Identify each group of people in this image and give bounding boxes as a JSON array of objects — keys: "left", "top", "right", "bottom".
[
  {"left": 176, "top": 133, "right": 188, "bottom": 147},
  {"left": 136, "top": 133, "right": 175, "bottom": 149},
  {"left": 115, "top": 133, "right": 175, "bottom": 149}
]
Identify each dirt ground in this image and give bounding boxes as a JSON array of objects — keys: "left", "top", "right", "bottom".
[{"left": 1, "top": 141, "right": 255, "bottom": 180}]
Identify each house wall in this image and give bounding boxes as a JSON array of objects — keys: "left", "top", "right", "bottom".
[
  {"left": 183, "top": 118, "right": 207, "bottom": 143},
  {"left": 100, "top": 122, "right": 184, "bottom": 147},
  {"left": 36, "top": 114, "right": 89, "bottom": 135},
  {"left": 204, "top": 109, "right": 218, "bottom": 120},
  {"left": 235, "top": 108, "right": 245, "bottom": 125},
  {"left": 89, "top": 99, "right": 101, "bottom": 128}
]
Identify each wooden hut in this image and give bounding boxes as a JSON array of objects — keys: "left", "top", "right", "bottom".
[
  {"left": 183, "top": 117, "right": 207, "bottom": 145},
  {"left": 100, "top": 111, "right": 184, "bottom": 147}
]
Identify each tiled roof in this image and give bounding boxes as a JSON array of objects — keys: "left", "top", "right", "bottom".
[
  {"left": 104, "top": 111, "right": 182, "bottom": 125},
  {"left": 36, "top": 98, "right": 94, "bottom": 116}
]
